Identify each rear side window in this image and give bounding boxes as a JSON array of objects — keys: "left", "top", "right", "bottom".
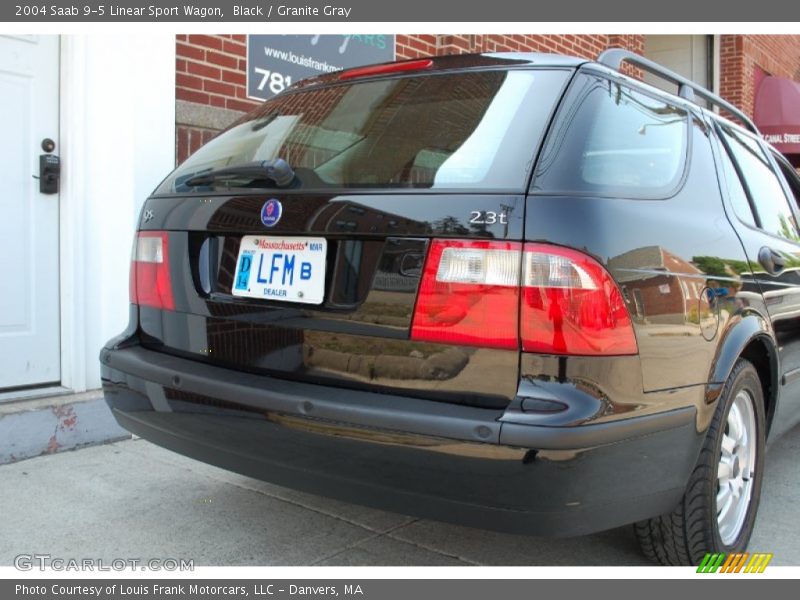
[
  {"left": 532, "top": 73, "right": 688, "bottom": 197},
  {"left": 717, "top": 138, "right": 757, "bottom": 228},
  {"left": 773, "top": 151, "right": 800, "bottom": 210},
  {"left": 718, "top": 124, "right": 799, "bottom": 241},
  {"left": 156, "top": 69, "right": 571, "bottom": 194}
]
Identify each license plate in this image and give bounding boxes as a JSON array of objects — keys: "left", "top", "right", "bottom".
[{"left": 232, "top": 236, "right": 327, "bottom": 304}]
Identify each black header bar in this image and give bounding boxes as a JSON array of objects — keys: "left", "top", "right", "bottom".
[{"left": 2, "top": 0, "right": 800, "bottom": 22}]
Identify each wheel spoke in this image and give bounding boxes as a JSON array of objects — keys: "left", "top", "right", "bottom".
[
  {"left": 718, "top": 486, "right": 735, "bottom": 526},
  {"left": 720, "top": 434, "right": 736, "bottom": 458},
  {"left": 738, "top": 423, "right": 749, "bottom": 456},
  {"left": 717, "top": 483, "right": 733, "bottom": 513},
  {"left": 718, "top": 460, "right": 733, "bottom": 481},
  {"left": 728, "top": 403, "right": 744, "bottom": 443},
  {"left": 741, "top": 479, "right": 753, "bottom": 502}
]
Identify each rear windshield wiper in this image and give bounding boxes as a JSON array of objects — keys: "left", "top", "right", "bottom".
[{"left": 182, "top": 158, "right": 296, "bottom": 188}]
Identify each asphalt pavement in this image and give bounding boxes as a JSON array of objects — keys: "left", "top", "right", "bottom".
[{"left": 1, "top": 423, "right": 798, "bottom": 566}]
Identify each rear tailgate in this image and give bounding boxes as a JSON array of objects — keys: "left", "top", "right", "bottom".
[
  {"left": 133, "top": 63, "right": 574, "bottom": 409},
  {"left": 137, "top": 192, "right": 524, "bottom": 408}
]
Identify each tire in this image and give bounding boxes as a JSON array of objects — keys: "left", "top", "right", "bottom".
[{"left": 635, "top": 358, "right": 766, "bottom": 566}]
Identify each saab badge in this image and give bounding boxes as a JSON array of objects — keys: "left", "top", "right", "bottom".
[{"left": 260, "top": 198, "right": 282, "bottom": 228}]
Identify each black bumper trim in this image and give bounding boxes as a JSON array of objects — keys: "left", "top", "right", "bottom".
[
  {"left": 102, "top": 345, "right": 505, "bottom": 445},
  {"left": 101, "top": 345, "right": 695, "bottom": 451},
  {"left": 101, "top": 343, "right": 705, "bottom": 536},
  {"left": 501, "top": 408, "right": 694, "bottom": 449},
  {"left": 110, "top": 406, "right": 691, "bottom": 537}
]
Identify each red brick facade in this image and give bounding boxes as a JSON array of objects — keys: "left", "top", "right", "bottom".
[
  {"left": 176, "top": 34, "right": 257, "bottom": 111},
  {"left": 175, "top": 34, "right": 261, "bottom": 162},
  {"left": 719, "top": 35, "right": 800, "bottom": 119},
  {"left": 175, "top": 34, "right": 800, "bottom": 164},
  {"left": 394, "top": 34, "right": 643, "bottom": 61}
]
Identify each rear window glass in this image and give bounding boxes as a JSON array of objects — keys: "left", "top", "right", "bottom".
[
  {"left": 717, "top": 137, "right": 757, "bottom": 228},
  {"left": 532, "top": 73, "right": 689, "bottom": 197},
  {"left": 156, "top": 69, "right": 571, "bottom": 194}
]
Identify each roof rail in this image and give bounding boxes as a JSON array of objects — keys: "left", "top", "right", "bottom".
[{"left": 596, "top": 48, "right": 759, "bottom": 135}]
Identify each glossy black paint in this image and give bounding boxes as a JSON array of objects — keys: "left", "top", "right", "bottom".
[
  {"left": 705, "top": 116, "right": 800, "bottom": 439},
  {"left": 101, "top": 52, "right": 800, "bottom": 536},
  {"left": 140, "top": 193, "right": 525, "bottom": 238},
  {"left": 138, "top": 193, "right": 526, "bottom": 408},
  {"left": 524, "top": 115, "right": 757, "bottom": 426}
]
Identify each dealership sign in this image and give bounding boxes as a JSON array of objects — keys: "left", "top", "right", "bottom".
[
  {"left": 762, "top": 127, "right": 800, "bottom": 155},
  {"left": 246, "top": 35, "right": 395, "bottom": 101}
]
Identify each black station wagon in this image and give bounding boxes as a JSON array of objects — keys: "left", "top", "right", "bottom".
[{"left": 100, "top": 50, "right": 800, "bottom": 565}]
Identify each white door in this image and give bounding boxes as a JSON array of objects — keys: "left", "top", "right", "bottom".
[
  {"left": 0, "top": 35, "right": 60, "bottom": 392},
  {"left": 644, "top": 35, "right": 711, "bottom": 90}
]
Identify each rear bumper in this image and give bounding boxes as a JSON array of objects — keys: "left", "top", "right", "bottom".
[{"left": 100, "top": 343, "right": 702, "bottom": 537}]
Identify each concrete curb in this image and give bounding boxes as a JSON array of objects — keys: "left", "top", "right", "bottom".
[{"left": 0, "top": 390, "right": 130, "bottom": 464}]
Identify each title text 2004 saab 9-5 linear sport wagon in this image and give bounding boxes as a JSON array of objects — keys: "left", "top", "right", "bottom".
[{"left": 100, "top": 50, "right": 800, "bottom": 565}]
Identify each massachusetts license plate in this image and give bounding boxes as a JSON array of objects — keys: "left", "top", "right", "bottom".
[{"left": 232, "top": 236, "right": 327, "bottom": 304}]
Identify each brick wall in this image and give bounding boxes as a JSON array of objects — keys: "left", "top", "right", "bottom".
[
  {"left": 719, "top": 35, "right": 800, "bottom": 119},
  {"left": 175, "top": 34, "right": 261, "bottom": 163},
  {"left": 174, "top": 34, "right": 799, "bottom": 165},
  {"left": 176, "top": 34, "right": 259, "bottom": 111},
  {"left": 395, "top": 34, "right": 642, "bottom": 61}
]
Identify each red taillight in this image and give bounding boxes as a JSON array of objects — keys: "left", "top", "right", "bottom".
[
  {"left": 338, "top": 59, "right": 433, "bottom": 80},
  {"left": 410, "top": 239, "right": 638, "bottom": 356},
  {"left": 129, "top": 231, "right": 175, "bottom": 311},
  {"left": 410, "top": 240, "right": 521, "bottom": 350},
  {"left": 520, "top": 243, "right": 637, "bottom": 356}
]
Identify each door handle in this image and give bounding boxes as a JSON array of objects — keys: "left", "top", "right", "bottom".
[
  {"left": 758, "top": 246, "right": 785, "bottom": 275},
  {"left": 31, "top": 138, "right": 59, "bottom": 195},
  {"left": 37, "top": 154, "right": 60, "bottom": 194}
]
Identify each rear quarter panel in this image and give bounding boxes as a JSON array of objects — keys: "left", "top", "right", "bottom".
[{"left": 524, "top": 105, "right": 771, "bottom": 430}]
